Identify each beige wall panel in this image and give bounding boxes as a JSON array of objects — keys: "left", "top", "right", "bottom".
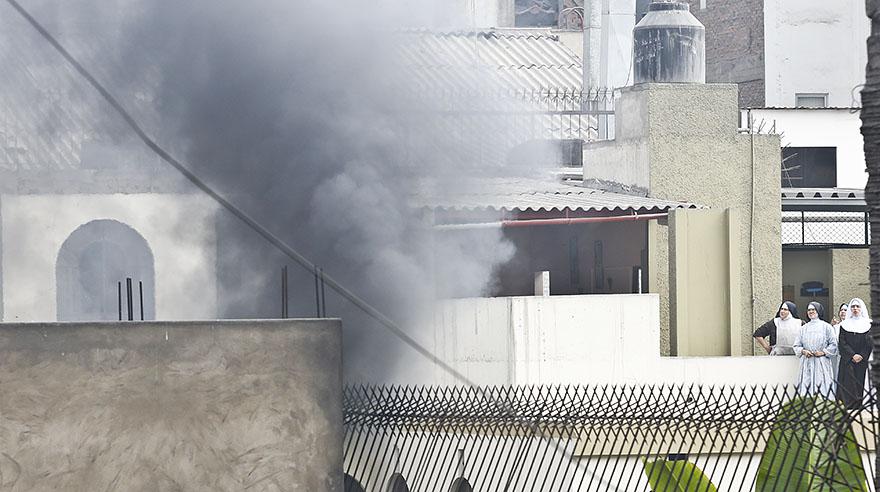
[
  {"left": 830, "top": 248, "right": 870, "bottom": 312},
  {"left": 670, "top": 209, "right": 736, "bottom": 356}
]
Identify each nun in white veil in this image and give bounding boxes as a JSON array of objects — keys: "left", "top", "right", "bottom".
[
  {"left": 793, "top": 301, "right": 838, "bottom": 398},
  {"left": 837, "top": 297, "right": 872, "bottom": 408}
]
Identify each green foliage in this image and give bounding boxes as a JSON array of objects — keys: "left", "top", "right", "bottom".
[
  {"left": 756, "top": 396, "right": 867, "bottom": 492},
  {"left": 639, "top": 397, "right": 867, "bottom": 492},
  {"left": 641, "top": 458, "right": 718, "bottom": 492}
]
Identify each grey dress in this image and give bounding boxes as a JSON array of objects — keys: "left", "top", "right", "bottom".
[{"left": 792, "top": 319, "right": 838, "bottom": 398}]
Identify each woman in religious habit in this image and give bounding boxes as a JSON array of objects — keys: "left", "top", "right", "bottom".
[
  {"left": 832, "top": 303, "right": 849, "bottom": 327},
  {"left": 837, "top": 298, "right": 872, "bottom": 408},
  {"left": 793, "top": 301, "right": 838, "bottom": 398},
  {"left": 753, "top": 301, "right": 801, "bottom": 355},
  {"left": 830, "top": 303, "right": 848, "bottom": 381}
]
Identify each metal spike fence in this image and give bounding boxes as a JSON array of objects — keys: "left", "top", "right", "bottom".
[{"left": 343, "top": 384, "right": 879, "bottom": 491}]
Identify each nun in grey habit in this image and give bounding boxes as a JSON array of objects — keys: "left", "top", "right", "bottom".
[{"left": 792, "top": 301, "right": 838, "bottom": 398}]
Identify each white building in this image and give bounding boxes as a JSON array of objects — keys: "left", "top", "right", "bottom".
[{"left": 0, "top": 13, "right": 220, "bottom": 322}]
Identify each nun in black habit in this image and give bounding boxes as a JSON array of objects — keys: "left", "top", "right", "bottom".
[
  {"left": 753, "top": 301, "right": 801, "bottom": 355},
  {"left": 837, "top": 297, "right": 872, "bottom": 409}
]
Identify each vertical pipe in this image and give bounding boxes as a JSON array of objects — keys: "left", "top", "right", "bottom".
[
  {"left": 117, "top": 281, "right": 122, "bottom": 321},
  {"left": 281, "top": 265, "right": 289, "bottom": 319},
  {"left": 320, "top": 267, "right": 327, "bottom": 317},
  {"left": 866, "top": 211, "right": 870, "bottom": 246},
  {"left": 314, "top": 266, "right": 321, "bottom": 318},
  {"left": 801, "top": 211, "right": 806, "bottom": 244},
  {"left": 126, "top": 277, "right": 133, "bottom": 321},
  {"left": 138, "top": 281, "right": 144, "bottom": 321}
]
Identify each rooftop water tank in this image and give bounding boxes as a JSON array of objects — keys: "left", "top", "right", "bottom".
[{"left": 633, "top": 1, "right": 705, "bottom": 84}]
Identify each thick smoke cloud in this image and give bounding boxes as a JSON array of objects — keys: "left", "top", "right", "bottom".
[{"left": 15, "top": 0, "right": 555, "bottom": 383}]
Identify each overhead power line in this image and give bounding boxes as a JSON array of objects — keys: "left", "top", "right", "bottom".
[{"left": 3, "top": 0, "right": 475, "bottom": 387}]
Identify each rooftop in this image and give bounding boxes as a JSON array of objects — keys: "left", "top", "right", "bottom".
[
  {"left": 394, "top": 29, "right": 584, "bottom": 92},
  {"left": 413, "top": 177, "right": 702, "bottom": 216},
  {"left": 781, "top": 187, "right": 866, "bottom": 211}
]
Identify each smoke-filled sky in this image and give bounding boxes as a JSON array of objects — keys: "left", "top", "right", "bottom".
[{"left": 6, "top": 0, "right": 559, "bottom": 383}]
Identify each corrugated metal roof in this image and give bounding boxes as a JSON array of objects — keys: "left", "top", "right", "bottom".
[
  {"left": 781, "top": 187, "right": 866, "bottom": 210},
  {"left": 413, "top": 177, "right": 702, "bottom": 213},
  {"left": 781, "top": 188, "right": 863, "bottom": 199},
  {"left": 394, "top": 29, "right": 583, "bottom": 92}
]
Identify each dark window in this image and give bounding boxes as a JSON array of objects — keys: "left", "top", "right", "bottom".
[
  {"left": 515, "top": 0, "right": 559, "bottom": 27},
  {"left": 795, "top": 93, "right": 828, "bottom": 108},
  {"left": 781, "top": 147, "right": 837, "bottom": 188}
]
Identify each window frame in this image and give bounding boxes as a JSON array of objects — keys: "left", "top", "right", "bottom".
[{"left": 795, "top": 93, "right": 829, "bottom": 108}]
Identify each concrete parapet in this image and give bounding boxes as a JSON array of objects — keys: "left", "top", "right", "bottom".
[{"left": 0, "top": 319, "right": 342, "bottom": 491}]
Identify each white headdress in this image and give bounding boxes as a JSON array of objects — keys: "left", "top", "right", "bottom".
[
  {"left": 773, "top": 301, "right": 801, "bottom": 352},
  {"left": 841, "top": 297, "right": 871, "bottom": 334}
]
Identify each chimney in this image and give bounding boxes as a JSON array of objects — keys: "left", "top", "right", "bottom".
[{"left": 633, "top": 1, "right": 705, "bottom": 84}]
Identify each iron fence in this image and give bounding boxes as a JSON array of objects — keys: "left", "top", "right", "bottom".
[
  {"left": 782, "top": 211, "right": 870, "bottom": 247},
  {"left": 343, "top": 384, "right": 878, "bottom": 491}
]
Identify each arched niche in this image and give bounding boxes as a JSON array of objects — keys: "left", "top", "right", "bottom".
[{"left": 56, "top": 219, "right": 155, "bottom": 321}]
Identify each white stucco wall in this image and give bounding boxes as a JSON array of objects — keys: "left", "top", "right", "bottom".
[
  {"left": 746, "top": 108, "right": 866, "bottom": 188},
  {"left": 764, "top": 0, "right": 868, "bottom": 108},
  {"left": 1, "top": 194, "right": 218, "bottom": 321},
  {"left": 433, "top": 294, "right": 799, "bottom": 386}
]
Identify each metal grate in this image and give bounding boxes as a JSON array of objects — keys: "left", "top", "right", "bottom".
[
  {"left": 343, "top": 384, "right": 878, "bottom": 491},
  {"left": 782, "top": 211, "right": 870, "bottom": 247}
]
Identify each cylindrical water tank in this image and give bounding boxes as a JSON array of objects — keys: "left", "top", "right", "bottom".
[{"left": 633, "top": 1, "right": 705, "bottom": 84}]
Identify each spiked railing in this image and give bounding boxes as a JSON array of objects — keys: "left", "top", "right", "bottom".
[{"left": 343, "top": 384, "right": 878, "bottom": 491}]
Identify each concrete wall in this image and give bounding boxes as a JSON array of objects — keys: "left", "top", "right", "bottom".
[
  {"left": 0, "top": 319, "right": 343, "bottom": 491},
  {"left": 764, "top": 0, "right": 869, "bottom": 108},
  {"left": 747, "top": 108, "right": 867, "bottom": 188},
  {"left": 830, "top": 247, "right": 870, "bottom": 312},
  {"left": 432, "top": 294, "right": 800, "bottom": 386},
  {"left": 586, "top": 83, "right": 782, "bottom": 355},
  {"left": 686, "top": 0, "right": 766, "bottom": 108},
  {"left": 1, "top": 194, "right": 218, "bottom": 322},
  {"left": 647, "top": 219, "right": 672, "bottom": 354}
]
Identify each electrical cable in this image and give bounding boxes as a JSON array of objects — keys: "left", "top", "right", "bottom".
[{"left": 2, "top": 0, "right": 477, "bottom": 387}]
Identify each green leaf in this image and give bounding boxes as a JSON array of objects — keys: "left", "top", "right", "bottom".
[
  {"left": 756, "top": 396, "right": 868, "bottom": 492},
  {"left": 641, "top": 458, "right": 718, "bottom": 492}
]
